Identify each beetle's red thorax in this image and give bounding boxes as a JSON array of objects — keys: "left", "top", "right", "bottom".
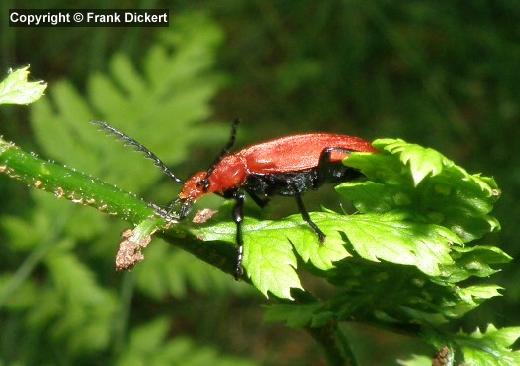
[{"left": 209, "top": 155, "right": 248, "bottom": 192}]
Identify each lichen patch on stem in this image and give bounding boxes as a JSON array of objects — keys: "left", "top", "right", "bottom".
[
  {"left": 115, "top": 228, "right": 153, "bottom": 270},
  {"left": 54, "top": 187, "right": 64, "bottom": 198}
]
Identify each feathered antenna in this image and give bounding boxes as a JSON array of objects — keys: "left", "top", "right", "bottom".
[{"left": 90, "top": 120, "right": 184, "bottom": 184}]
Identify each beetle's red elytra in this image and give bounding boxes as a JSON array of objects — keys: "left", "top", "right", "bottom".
[{"left": 92, "top": 119, "right": 376, "bottom": 279}]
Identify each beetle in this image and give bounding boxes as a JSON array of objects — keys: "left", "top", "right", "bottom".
[{"left": 92, "top": 119, "right": 376, "bottom": 278}]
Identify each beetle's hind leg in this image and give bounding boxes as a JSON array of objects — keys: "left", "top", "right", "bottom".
[
  {"left": 294, "top": 190, "right": 326, "bottom": 243},
  {"left": 317, "top": 147, "right": 362, "bottom": 183},
  {"left": 318, "top": 147, "right": 353, "bottom": 166}
]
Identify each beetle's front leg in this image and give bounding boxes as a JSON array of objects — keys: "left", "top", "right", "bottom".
[{"left": 232, "top": 190, "right": 246, "bottom": 280}]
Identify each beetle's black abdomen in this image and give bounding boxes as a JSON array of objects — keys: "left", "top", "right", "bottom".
[
  {"left": 245, "top": 171, "right": 318, "bottom": 197},
  {"left": 243, "top": 163, "right": 362, "bottom": 198}
]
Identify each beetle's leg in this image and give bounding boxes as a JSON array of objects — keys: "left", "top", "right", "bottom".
[
  {"left": 294, "top": 189, "right": 326, "bottom": 243},
  {"left": 317, "top": 147, "right": 360, "bottom": 183},
  {"left": 232, "top": 190, "right": 246, "bottom": 280},
  {"left": 201, "top": 118, "right": 241, "bottom": 191},
  {"left": 318, "top": 147, "right": 353, "bottom": 164},
  {"left": 246, "top": 189, "right": 271, "bottom": 208}
]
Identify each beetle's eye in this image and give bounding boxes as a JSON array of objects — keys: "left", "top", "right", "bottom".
[{"left": 195, "top": 176, "right": 210, "bottom": 192}]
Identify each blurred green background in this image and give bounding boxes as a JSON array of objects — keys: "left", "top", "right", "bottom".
[{"left": 0, "top": 1, "right": 519, "bottom": 365}]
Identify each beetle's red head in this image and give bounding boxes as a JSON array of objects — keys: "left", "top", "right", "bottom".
[
  {"left": 175, "top": 171, "right": 206, "bottom": 218},
  {"left": 179, "top": 171, "right": 208, "bottom": 202}
]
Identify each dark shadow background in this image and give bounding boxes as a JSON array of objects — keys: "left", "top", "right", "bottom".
[{"left": 1, "top": 1, "right": 519, "bottom": 365}]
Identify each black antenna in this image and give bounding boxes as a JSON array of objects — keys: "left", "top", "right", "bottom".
[
  {"left": 201, "top": 118, "right": 240, "bottom": 190},
  {"left": 90, "top": 120, "right": 184, "bottom": 184}
]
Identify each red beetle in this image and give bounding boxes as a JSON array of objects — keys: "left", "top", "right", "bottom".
[{"left": 92, "top": 120, "right": 376, "bottom": 278}]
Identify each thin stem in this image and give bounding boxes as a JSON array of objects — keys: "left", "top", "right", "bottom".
[
  {"left": 307, "top": 323, "right": 351, "bottom": 366},
  {"left": 335, "top": 325, "right": 358, "bottom": 366},
  {"left": 112, "top": 271, "right": 135, "bottom": 355},
  {"left": 0, "top": 205, "right": 69, "bottom": 308},
  {"left": 0, "top": 240, "right": 53, "bottom": 308},
  {"left": 290, "top": 291, "right": 352, "bottom": 365}
]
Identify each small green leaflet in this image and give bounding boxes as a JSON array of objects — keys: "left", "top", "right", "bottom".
[
  {"left": 439, "top": 245, "right": 512, "bottom": 282},
  {"left": 0, "top": 65, "right": 47, "bottom": 105},
  {"left": 458, "top": 325, "right": 520, "bottom": 365},
  {"left": 192, "top": 218, "right": 303, "bottom": 299},
  {"left": 375, "top": 138, "right": 449, "bottom": 185}
]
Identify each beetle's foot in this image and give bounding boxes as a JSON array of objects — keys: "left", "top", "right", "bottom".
[
  {"left": 234, "top": 264, "right": 244, "bottom": 281},
  {"left": 317, "top": 231, "right": 326, "bottom": 244}
]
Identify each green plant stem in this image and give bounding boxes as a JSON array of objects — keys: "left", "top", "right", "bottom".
[
  {"left": 0, "top": 137, "right": 158, "bottom": 224},
  {"left": 307, "top": 322, "right": 357, "bottom": 366},
  {"left": 334, "top": 325, "right": 358, "bottom": 366},
  {"left": 0, "top": 137, "right": 365, "bottom": 365}
]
